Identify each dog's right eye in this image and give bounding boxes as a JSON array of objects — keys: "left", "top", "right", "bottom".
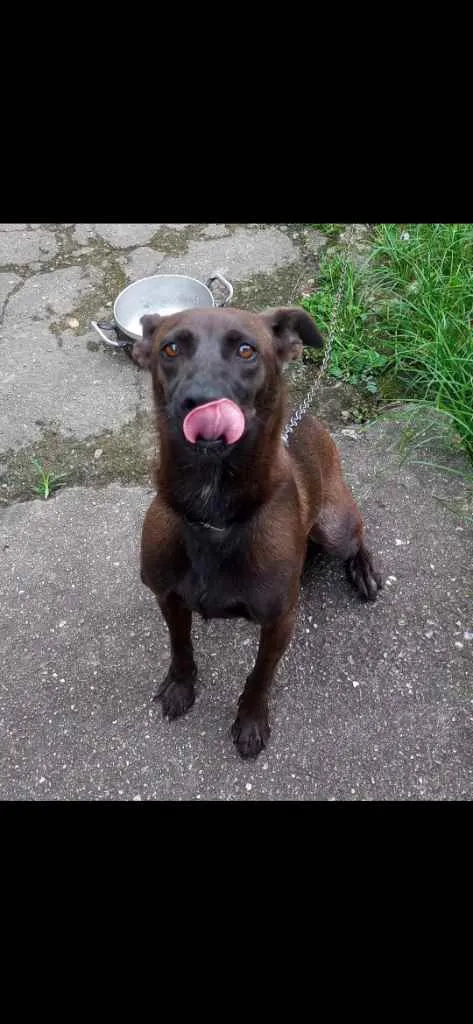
[
  {"left": 237, "top": 343, "right": 256, "bottom": 360},
  {"left": 162, "top": 342, "right": 178, "bottom": 358}
]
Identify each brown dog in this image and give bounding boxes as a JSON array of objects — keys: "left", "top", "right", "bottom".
[{"left": 134, "top": 306, "right": 381, "bottom": 758}]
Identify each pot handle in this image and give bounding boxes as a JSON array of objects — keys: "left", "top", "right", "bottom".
[
  {"left": 90, "top": 320, "right": 130, "bottom": 349},
  {"left": 206, "top": 271, "right": 234, "bottom": 307}
]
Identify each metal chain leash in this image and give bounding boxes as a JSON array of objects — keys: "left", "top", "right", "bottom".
[{"left": 281, "top": 224, "right": 356, "bottom": 445}]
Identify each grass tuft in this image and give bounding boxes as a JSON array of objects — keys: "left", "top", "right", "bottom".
[{"left": 300, "top": 223, "right": 473, "bottom": 463}]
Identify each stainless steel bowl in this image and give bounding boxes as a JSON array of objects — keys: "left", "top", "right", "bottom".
[{"left": 91, "top": 271, "right": 233, "bottom": 349}]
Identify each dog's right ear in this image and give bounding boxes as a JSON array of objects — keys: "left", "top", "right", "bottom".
[
  {"left": 131, "top": 314, "right": 162, "bottom": 369},
  {"left": 261, "top": 307, "right": 325, "bottom": 367}
]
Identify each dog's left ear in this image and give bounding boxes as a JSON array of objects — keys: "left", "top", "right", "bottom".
[
  {"left": 130, "top": 314, "right": 163, "bottom": 369},
  {"left": 261, "top": 307, "right": 325, "bottom": 365}
]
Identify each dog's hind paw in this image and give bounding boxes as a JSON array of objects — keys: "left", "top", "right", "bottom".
[
  {"left": 231, "top": 710, "right": 270, "bottom": 759},
  {"left": 154, "top": 671, "right": 196, "bottom": 720},
  {"left": 346, "top": 545, "right": 382, "bottom": 602}
]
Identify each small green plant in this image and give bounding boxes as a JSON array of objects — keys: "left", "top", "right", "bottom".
[
  {"left": 31, "top": 458, "right": 66, "bottom": 500},
  {"left": 308, "top": 223, "right": 345, "bottom": 238}
]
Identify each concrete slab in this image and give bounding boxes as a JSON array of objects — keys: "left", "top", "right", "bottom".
[
  {"left": 94, "top": 224, "right": 164, "bottom": 247},
  {"left": 0, "top": 322, "right": 147, "bottom": 448},
  {"left": 72, "top": 224, "right": 97, "bottom": 246},
  {"left": 0, "top": 272, "right": 22, "bottom": 308},
  {"left": 3, "top": 265, "right": 103, "bottom": 323},
  {"left": 200, "top": 225, "right": 233, "bottom": 238},
  {"left": 122, "top": 226, "right": 298, "bottom": 282},
  {"left": 120, "top": 247, "right": 166, "bottom": 281},
  {"left": 117, "top": 226, "right": 298, "bottom": 287},
  {"left": 1, "top": 423, "right": 472, "bottom": 801},
  {"left": 0, "top": 228, "right": 57, "bottom": 266}
]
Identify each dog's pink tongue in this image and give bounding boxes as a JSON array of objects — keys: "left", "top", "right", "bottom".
[{"left": 183, "top": 399, "right": 245, "bottom": 445}]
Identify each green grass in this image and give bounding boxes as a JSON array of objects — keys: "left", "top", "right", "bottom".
[
  {"left": 308, "top": 223, "right": 345, "bottom": 238},
  {"left": 31, "top": 458, "right": 66, "bottom": 500},
  {"left": 301, "top": 223, "right": 473, "bottom": 463}
]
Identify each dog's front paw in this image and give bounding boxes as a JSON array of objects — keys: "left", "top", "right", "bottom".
[
  {"left": 154, "top": 671, "right": 196, "bottom": 720},
  {"left": 346, "top": 545, "right": 382, "bottom": 602},
  {"left": 231, "top": 707, "right": 270, "bottom": 759}
]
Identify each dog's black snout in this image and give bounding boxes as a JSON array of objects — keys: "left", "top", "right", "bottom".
[{"left": 180, "top": 382, "right": 226, "bottom": 415}]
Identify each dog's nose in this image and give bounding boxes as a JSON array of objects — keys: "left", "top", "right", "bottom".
[{"left": 180, "top": 383, "right": 227, "bottom": 415}]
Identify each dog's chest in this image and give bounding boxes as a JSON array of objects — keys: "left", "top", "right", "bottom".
[{"left": 176, "top": 525, "right": 254, "bottom": 621}]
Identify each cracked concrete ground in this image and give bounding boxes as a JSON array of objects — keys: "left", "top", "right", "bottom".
[{"left": 1, "top": 223, "right": 472, "bottom": 800}]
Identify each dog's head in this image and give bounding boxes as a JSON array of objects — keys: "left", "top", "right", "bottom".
[{"left": 134, "top": 306, "right": 324, "bottom": 456}]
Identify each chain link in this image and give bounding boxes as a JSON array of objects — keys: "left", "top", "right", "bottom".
[{"left": 281, "top": 225, "right": 356, "bottom": 445}]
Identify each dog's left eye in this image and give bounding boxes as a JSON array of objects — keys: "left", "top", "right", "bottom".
[
  {"left": 162, "top": 342, "right": 178, "bottom": 358},
  {"left": 238, "top": 343, "right": 256, "bottom": 360}
]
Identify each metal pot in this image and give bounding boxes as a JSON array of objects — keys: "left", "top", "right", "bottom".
[{"left": 90, "top": 271, "right": 233, "bottom": 350}]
